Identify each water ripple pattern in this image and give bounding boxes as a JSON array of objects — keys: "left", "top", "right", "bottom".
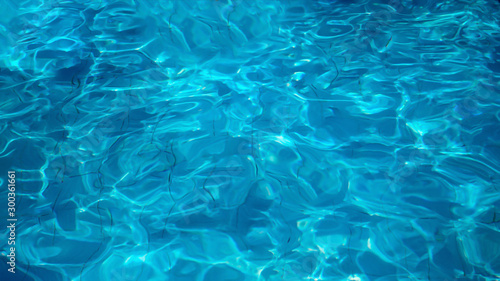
[{"left": 0, "top": 0, "right": 500, "bottom": 280}]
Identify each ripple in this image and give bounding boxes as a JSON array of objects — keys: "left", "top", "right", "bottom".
[{"left": 1, "top": 0, "right": 500, "bottom": 281}]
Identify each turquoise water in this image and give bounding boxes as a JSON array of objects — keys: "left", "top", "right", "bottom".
[{"left": 1, "top": 0, "right": 500, "bottom": 280}]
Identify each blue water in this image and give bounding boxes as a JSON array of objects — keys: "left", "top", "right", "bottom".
[{"left": 1, "top": 0, "right": 500, "bottom": 280}]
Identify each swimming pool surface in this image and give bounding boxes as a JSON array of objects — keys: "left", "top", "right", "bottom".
[{"left": 1, "top": 0, "right": 500, "bottom": 280}]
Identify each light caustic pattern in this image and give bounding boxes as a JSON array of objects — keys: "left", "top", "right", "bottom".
[{"left": 0, "top": 0, "right": 499, "bottom": 280}]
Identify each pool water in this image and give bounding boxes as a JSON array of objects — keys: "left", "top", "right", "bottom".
[{"left": 1, "top": 0, "right": 500, "bottom": 280}]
